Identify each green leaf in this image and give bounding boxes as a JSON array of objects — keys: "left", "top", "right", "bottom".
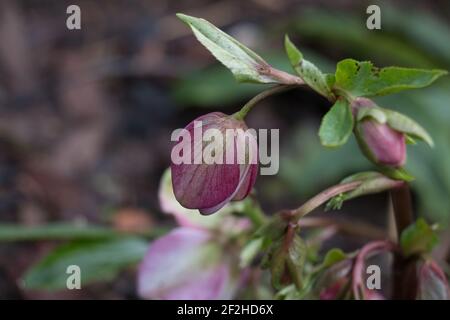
[
  {"left": 240, "top": 237, "right": 263, "bottom": 268},
  {"left": 287, "top": 235, "right": 307, "bottom": 289},
  {"left": 0, "top": 223, "right": 118, "bottom": 241},
  {"left": 177, "top": 13, "right": 279, "bottom": 84},
  {"left": 269, "top": 241, "right": 287, "bottom": 290},
  {"left": 326, "top": 172, "right": 403, "bottom": 210},
  {"left": 335, "top": 58, "right": 447, "bottom": 97},
  {"left": 380, "top": 166, "right": 415, "bottom": 182},
  {"left": 319, "top": 98, "right": 354, "bottom": 147},
  {"left": 22, "top": 237, "right": 148, "bottom": 290},
  {"left": 400, "top": 218, "right": 438, "bottom": 257},
  {"left": 356, "top": 106, "right": 387, "bottom": 123},
  {"left": 383, "top": 109, "right": 434, "bottom": 147},
  {"left": 284, "top": 35, "right": 334, "bottom": 99},
  {"left": 0, "top": 223, "right": 166, "bottom": 242},
  {"left": 322, "top": 248, "right": 346, "bottom": 268}
]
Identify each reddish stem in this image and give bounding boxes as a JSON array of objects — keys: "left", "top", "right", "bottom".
[{"left": 390, "top": 183, "right": 417, "bottom": 299}]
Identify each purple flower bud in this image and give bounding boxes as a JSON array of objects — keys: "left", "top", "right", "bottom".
[
  {"left": 171, "top": 112, "right": 258, "bottom": 214},
  {"left": 355, "top": 119, "right": 406, "bottom": 167},
  {"left": 352, "top": 98, "right": 406, "bottom": 167},
  {"left": 138, "top": 227, "right": 239, "bottom": 299}
]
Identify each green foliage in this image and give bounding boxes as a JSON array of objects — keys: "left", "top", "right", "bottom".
[
  {"left": 383, "top": 109, "right": 434, "bottom": 146},
  {"left": 400, "top": 218, "right": 438, "bottom": 257},
  {"left": 287, "top": 235, "right": 307, "bottom": 289},
  {"left": 335, "top": 59, "right": 446, "bottom": 97},
  {"left": 284, "top": 35, "right": 334, "bottom": 99},
  {"left": 240, "top": 237, "right": 263, "bottom": 268},
  {"left": 22, "top": 237, "right": 148, "bottom": 290},
  {"left": 176, "top": 14, "right": 281, "bottom": 84},
  {"left": 319, "top": 98, "right": 353, "bottom": 147},
  {"left": 322, "top": 248, "right": 346, "bottom": 268},
  {"left": 326, "top": 171, "right": 403, "bottom": 210},
  {"left": 0, "top": 223, "right": 118, "bottom": 241},
  {"left": 0, "top": 223, "right": 166, "bottom": 242}
]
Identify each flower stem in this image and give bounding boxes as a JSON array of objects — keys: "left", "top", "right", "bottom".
[
  {"left": 290, "top": 181, "right": 362, "bottom": 223},
  {"left": 233, "top": 85, "right": 297, "bottom": 120},
  {"left": 390, "top": 183, "right": 417, "bottom": 299}
]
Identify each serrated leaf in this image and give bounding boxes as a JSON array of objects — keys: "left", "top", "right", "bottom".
[
  {"left": 22, "top": 237, "right": 148, "bottom": 290},
  {"left": 335, "top": 58, "right": 447, "bottom": 97},
  {"left": 322, "top": 248, "right": 346, "bottom": 268},
  {"left": 284, "top": 35, "right": 334, "bottom": 99},
  {"left": 383, "top": 108, "right": 434, "bottom": 147},
  {"left": 400, "top": 218, "right": 438, "bottom": 257},
  {"left": 319, "top": 98, "right": 354, "bottom": 147},
  {"left": 240, "top": 237, "right": 263, "bottom": 268},
  {"left": 177, "top": 14, "right": 279, "bottom": 84}
]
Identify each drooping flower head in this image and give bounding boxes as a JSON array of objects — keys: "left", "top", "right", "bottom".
[{"left": 171, "top": 112, "right": 258, "bottom": 214}]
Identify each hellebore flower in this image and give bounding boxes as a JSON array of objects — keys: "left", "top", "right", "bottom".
[
  {"left": 138, "top": 227, "right": 238, "bottom": 300},
  {"left": 352, "top": 98, "right": 406, "bottom": 167},
  {"left": 171, "top": 112, "right": 258, "bottom": 214}
]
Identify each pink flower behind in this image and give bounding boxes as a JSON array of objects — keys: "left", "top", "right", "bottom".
[{"left": 138, "top": 227, "right": 238, "bottom": 300}]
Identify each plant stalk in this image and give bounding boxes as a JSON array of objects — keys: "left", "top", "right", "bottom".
[
  {"left": 233, "top": 85, "right": 297, "bottom": 120},
  {"left": 291, "top": 181, "right": 362, "bottom": 223},
  {"left": 390, "top": 183, "right": 417, "bottom": 299}
]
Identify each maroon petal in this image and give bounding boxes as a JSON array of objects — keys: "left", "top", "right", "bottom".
[{"left": 171, "top": 112, "right": 258, "bottom": 214}]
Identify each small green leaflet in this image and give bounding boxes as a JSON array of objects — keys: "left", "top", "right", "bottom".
[
  {"left": 319, "top": 98, "right": 354, "bottom": 147},
  {"left": 335, "top": 58, "right": 447, "bottom": 97},
  {"left": 177, "top": 14, "right": 280, "bottom": 84},
  {"left": 322, "top": 248, "right": 346, "bottom": 268},
  {"left": 284, "top": 35, "right": 334, "bottom": 100},
  {"left": 400, "top": 218, "right": 438, "bottom": 257}
]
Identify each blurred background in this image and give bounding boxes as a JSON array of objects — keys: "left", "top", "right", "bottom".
[{"left": 0, "top": 0, "right": 449, "bottom": 299}]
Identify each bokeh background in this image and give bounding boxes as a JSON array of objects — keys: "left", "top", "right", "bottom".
[{"left": 0, "top": 0, "right": 449, "bottom": 299}]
